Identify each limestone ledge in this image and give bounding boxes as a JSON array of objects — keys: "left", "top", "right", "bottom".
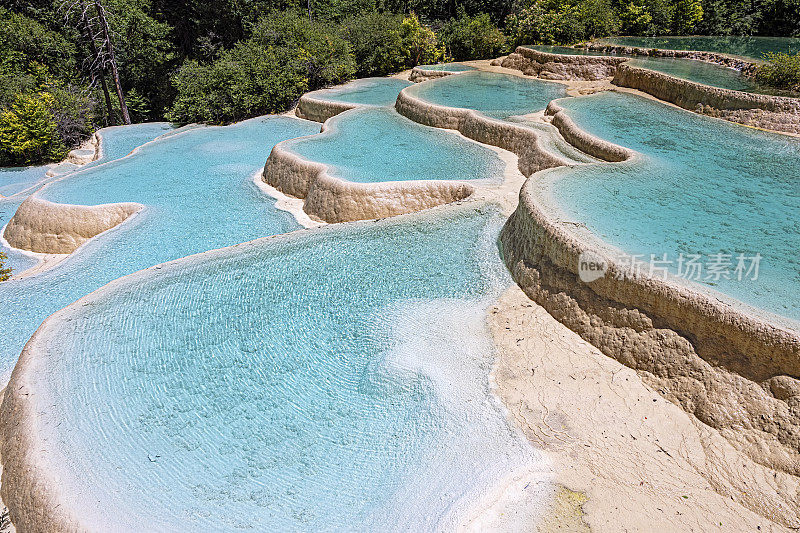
[
  {"left": 3, "top": 196, "right": 142, "bottom": 254},
  {"left": 501, "top": 46, "right": 626, "bottom": 81},
  {"left": 409, "top": 67, "right": 456, "bottom": 83},
  {"left": 499, "top": 167, "right": 800, "bottom": 483},
  {"left": 587, "top": 42, "right": 759, "bottom": 73},
  {"left": 613, "top": 63, "right": 800, "bottom": 134},
  {"left": 544, "top": 101, "right": 634, "bottom": 162},
  {"left": 295, "top": 94, "right": 357, "bottom": 123},
  {"left": 499, "top": 45, "right": 800, "bottom": 134},
  {"left": 262, "top": 133, "right": 473, "bottom": 224},
  {"left": 395, "top": 85, "right": 568, "bottom": 176}
]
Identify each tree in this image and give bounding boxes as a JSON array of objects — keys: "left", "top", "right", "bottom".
[
  {"left": 0, "top": 91, "right": 65, "bottom": 165},
  {"left": 439, "top": 10, "right": 507, "bottom": 61}
]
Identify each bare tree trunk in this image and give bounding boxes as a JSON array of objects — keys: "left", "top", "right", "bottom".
[
  {"left": 80, "top": 3, "right": 115, "bottom": 125},
  {"left": 307, "top": 0, "right": 312, "bottom": 20},
  {"left": 94, "top": 0, "right": 130, "bottom": 124}
]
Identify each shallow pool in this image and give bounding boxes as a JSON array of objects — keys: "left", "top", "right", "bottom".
[
  {"left": 305, "top": 77, "right": 412, "bottom": 107},
  {"left": 284, "top": 107, "right": 505, "bottom": 182},
  {"left": 416, "top": 63, "right": 477, "bottom": 72},
  {"left": 595, "top": 36, "right": 800, "bottom": 60},
  {"left": 0, "top": 116, "right": 320, "bottom": 381},
  {"left": 547, "top": 91, "right": 800, "bottom": 322},
  {"left": 409, "top": 71, "right": 566, "bottom": 119},
  {"left": 523, "top": 45, "right": 760, "bottom": 92},
  {"left": 24, "top": 204, "right": 548, "bottom": 530}
]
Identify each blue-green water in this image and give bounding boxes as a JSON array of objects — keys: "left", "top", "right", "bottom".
[
  {"left": 523, "top": 45, "right": 760, "bottom": 92},
  {"left": 548, "top": 91, "right": 800, "bottom": 321},
  {"left": 285, "top": 107, "right": 505, "bottom": 183},
  {"left": 0, "top": 123, "right": 174, "bottom": 273},
  {"left": 306, "top": 78, "right": 412, "bottom": 106},
  {"left": 417, "top": 63, "right": 477, "bottom": 72},
  {"left": 409, "top": 71, "right": 566, "bottom": 118},
  {"left": 596, "top": 36, "right": 800, "bottom": 60},
  {"left": 0, "top": 117, "right": 319, "bottom": 381},
  {"left": 27, "top": 205, "right": 546, "bottom": 530}
]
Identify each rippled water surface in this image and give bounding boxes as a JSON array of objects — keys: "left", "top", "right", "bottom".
[
  {"left": 305, "top": 77, "right": 412, "bottom": 107},
  {"left": 286, "top": 107, "right": 505, "bottom": 182},
  {"left": 417, "top": 63, "right": 476, "bottom": 72},
  {"left": 0, "top": 117, "right": 319, "bottom": 380},
  {"left": 29, "top": 205, "right": 547, "bottom": 531},
  {"left": 549, "top": 91, "right": 800, "bottom": 321},
  {"left": 596, "top": 35, "right": 800, "bottom": 59},
  {"left": 410, "top": 71, "right": 566, "bottom": 118}
]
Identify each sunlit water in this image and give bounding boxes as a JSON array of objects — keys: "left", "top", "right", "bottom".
[
  {"left": 547, "top": 91, "right": 800, "bottom": 322},
  {"left": 0, "top": 123, "right": 174, "bottom": 273},
  {"left": 285, "top": 107, "right": 506, "bottom": 182},
  {"left": 0, "top": 117, "right": 320, "bottom": 381},
  {"left": 26, "top": 204, "right": 549, "bottom": 531},
  {"left": 417, "top": 63, "right": 477, "bottom": 72},
  {"left": 523, "top": 45, "right": 760, "bottom": 92},
  {"left": 304, "top": 77, "right": 412, "bottom": 107},
  {"left": 408, "top": 71, "right": 566, "bottom": 119},
  {"left": 595, "top": 36, "right": 800, "bottom": 60}
]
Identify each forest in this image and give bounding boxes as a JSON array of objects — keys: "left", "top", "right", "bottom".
[{"left": 1, "top": 0, "right": 799, "bottom": 165}]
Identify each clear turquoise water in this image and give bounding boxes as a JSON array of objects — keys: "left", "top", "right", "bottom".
[
  {"left": 0, "top": 117, "right": 319, "bottom": 381},
  {"left": 285, "top": 107, "right": 505, "bottom": 182},
  {"left": 523, "top": 45, "right": 760, "bottom": 92},
  {"left": 417, "top": 63, "right": 477, "bottom": 72},
  {"left": 0, "top": 123, "right": 174, "bottom": 273},
  {"left": 549, "top": 91, "right": 800, "bottom": 321},
  {"left": 596, "top": 36, "right": 800, "bottom": 60},
  {"left": 28, "top": 204, "right": 545, "bottom": 530},
  {"left": 307, "top": 78, "right": 412, "bottom": 107},
  {"left": 410, "top": 71, "right": 566, "bottom": 118}
]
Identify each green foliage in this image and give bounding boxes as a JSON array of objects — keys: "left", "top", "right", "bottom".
[
  {"left": 0, "top": 91, "right": 65, "bottom": 165},
  {"left": 166, "top": 43, "right": 308, "bottom": 125},
  {"left": 339, "top": 12, "right": 407, "bottom": 76},
  {"left": 399, "top": 13, "right": 444, "bottom": 66},
  {"left": 0, "top": 251, "right": 11, "bottom": 282},
  {"left": 673, "top": 0, "right": 704, "bottom": 34},
  {"left": 0, "top": 6, "right": 76, "bottom": 79},
  {"left": 754, "top": 52, "right": 800, "bottom": 91},
  {"left": 251, "top": 10, "right": 356, "bottom": 89},
  {"left": 507, "top": 0, "right": 618, "bottom": 46},
  {"left": 439, "top": 11, "right": 508, "bottom": 61}
]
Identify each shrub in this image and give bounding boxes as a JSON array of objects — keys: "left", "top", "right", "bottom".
[
  {"left": 399, "top": 13, "right": 444, "bottom": 66},
  {"left": 339, "top": 12, "right": 407, "bottom": 77},
  {"left": 439, "top": 11, "right": 508, "bottom": 61},
  {"left": 250, "top": 11, "right": 356, "bottom": 89},
  {"left": 755, "top": 52, "right": 800, "bottom": 92},
  {"left": 166, "top": 44, "right": 308, "bottom": 125},
  {"left": 0, "top": 251, "right": 11, "bottom": 282},
  {"left": 507, "top": 0, "right": 617, "bottom": 46},
  {"left": 0, "top": 91, "right": 66, "bottom": 165}
]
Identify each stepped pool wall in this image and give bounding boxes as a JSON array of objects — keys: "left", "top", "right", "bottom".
[{"left": 500, "top": 46, "right": 800, "bottom": 134}]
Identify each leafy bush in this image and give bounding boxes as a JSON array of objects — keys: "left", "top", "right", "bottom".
[
  {"left": 339, "top": 12, "right": 407, "bottom": 77},
  {"left": 507, "top": 0, "right": 618, "bottom": 46},
  {"left": 755, "top": 52, "right": 800, "bottom": 92},
  {"left": 399, "top": 13, "right": 444, "bottom": 66},
  {"left": 250, "top": 11, "right": 356, "bottom": 90},
  {"left": 0, "top": 90, "right": 64, "bottom": 165},
  {"left": 0, "top": 6, "right": 76, "bottom": 79},
  {"left": 166, "top": 44, "right": 308, "bottom": 125},
  {"left": 0, "top": 251, "right": 11, "bottom": 282},
  {"left": 439, "top": 11, "right": 508, "bottom": 61}
]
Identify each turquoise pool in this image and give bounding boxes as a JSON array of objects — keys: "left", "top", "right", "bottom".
[
  {"left": 523, "top": 45, "right": 760, "bottom": 92},
  {"left": 0, "top": 116, "right": 320, "bottom": 381},
  {"left": 547, "top": 91, "right": 800, "bottom": 322},
  {"left": 284, "top": 107, "right": 506, "bottom": 183},
  {"left": 596, "top": 36, "right": 800, "bottom": 60},
  {"left": 23, "top": 205, "right": 547, "bottom": 530},
  {"left": 306, "top": 77, "right": 412, "bottom": 107},
  {"left": 0, "top": 123, "right": 173, "bottom": 273},
  {"left": 417, "top": 63, "right": 477, "bottom": 72},
  {"left": 409, "top": 71, "right": 566, "bottom": 119}
]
